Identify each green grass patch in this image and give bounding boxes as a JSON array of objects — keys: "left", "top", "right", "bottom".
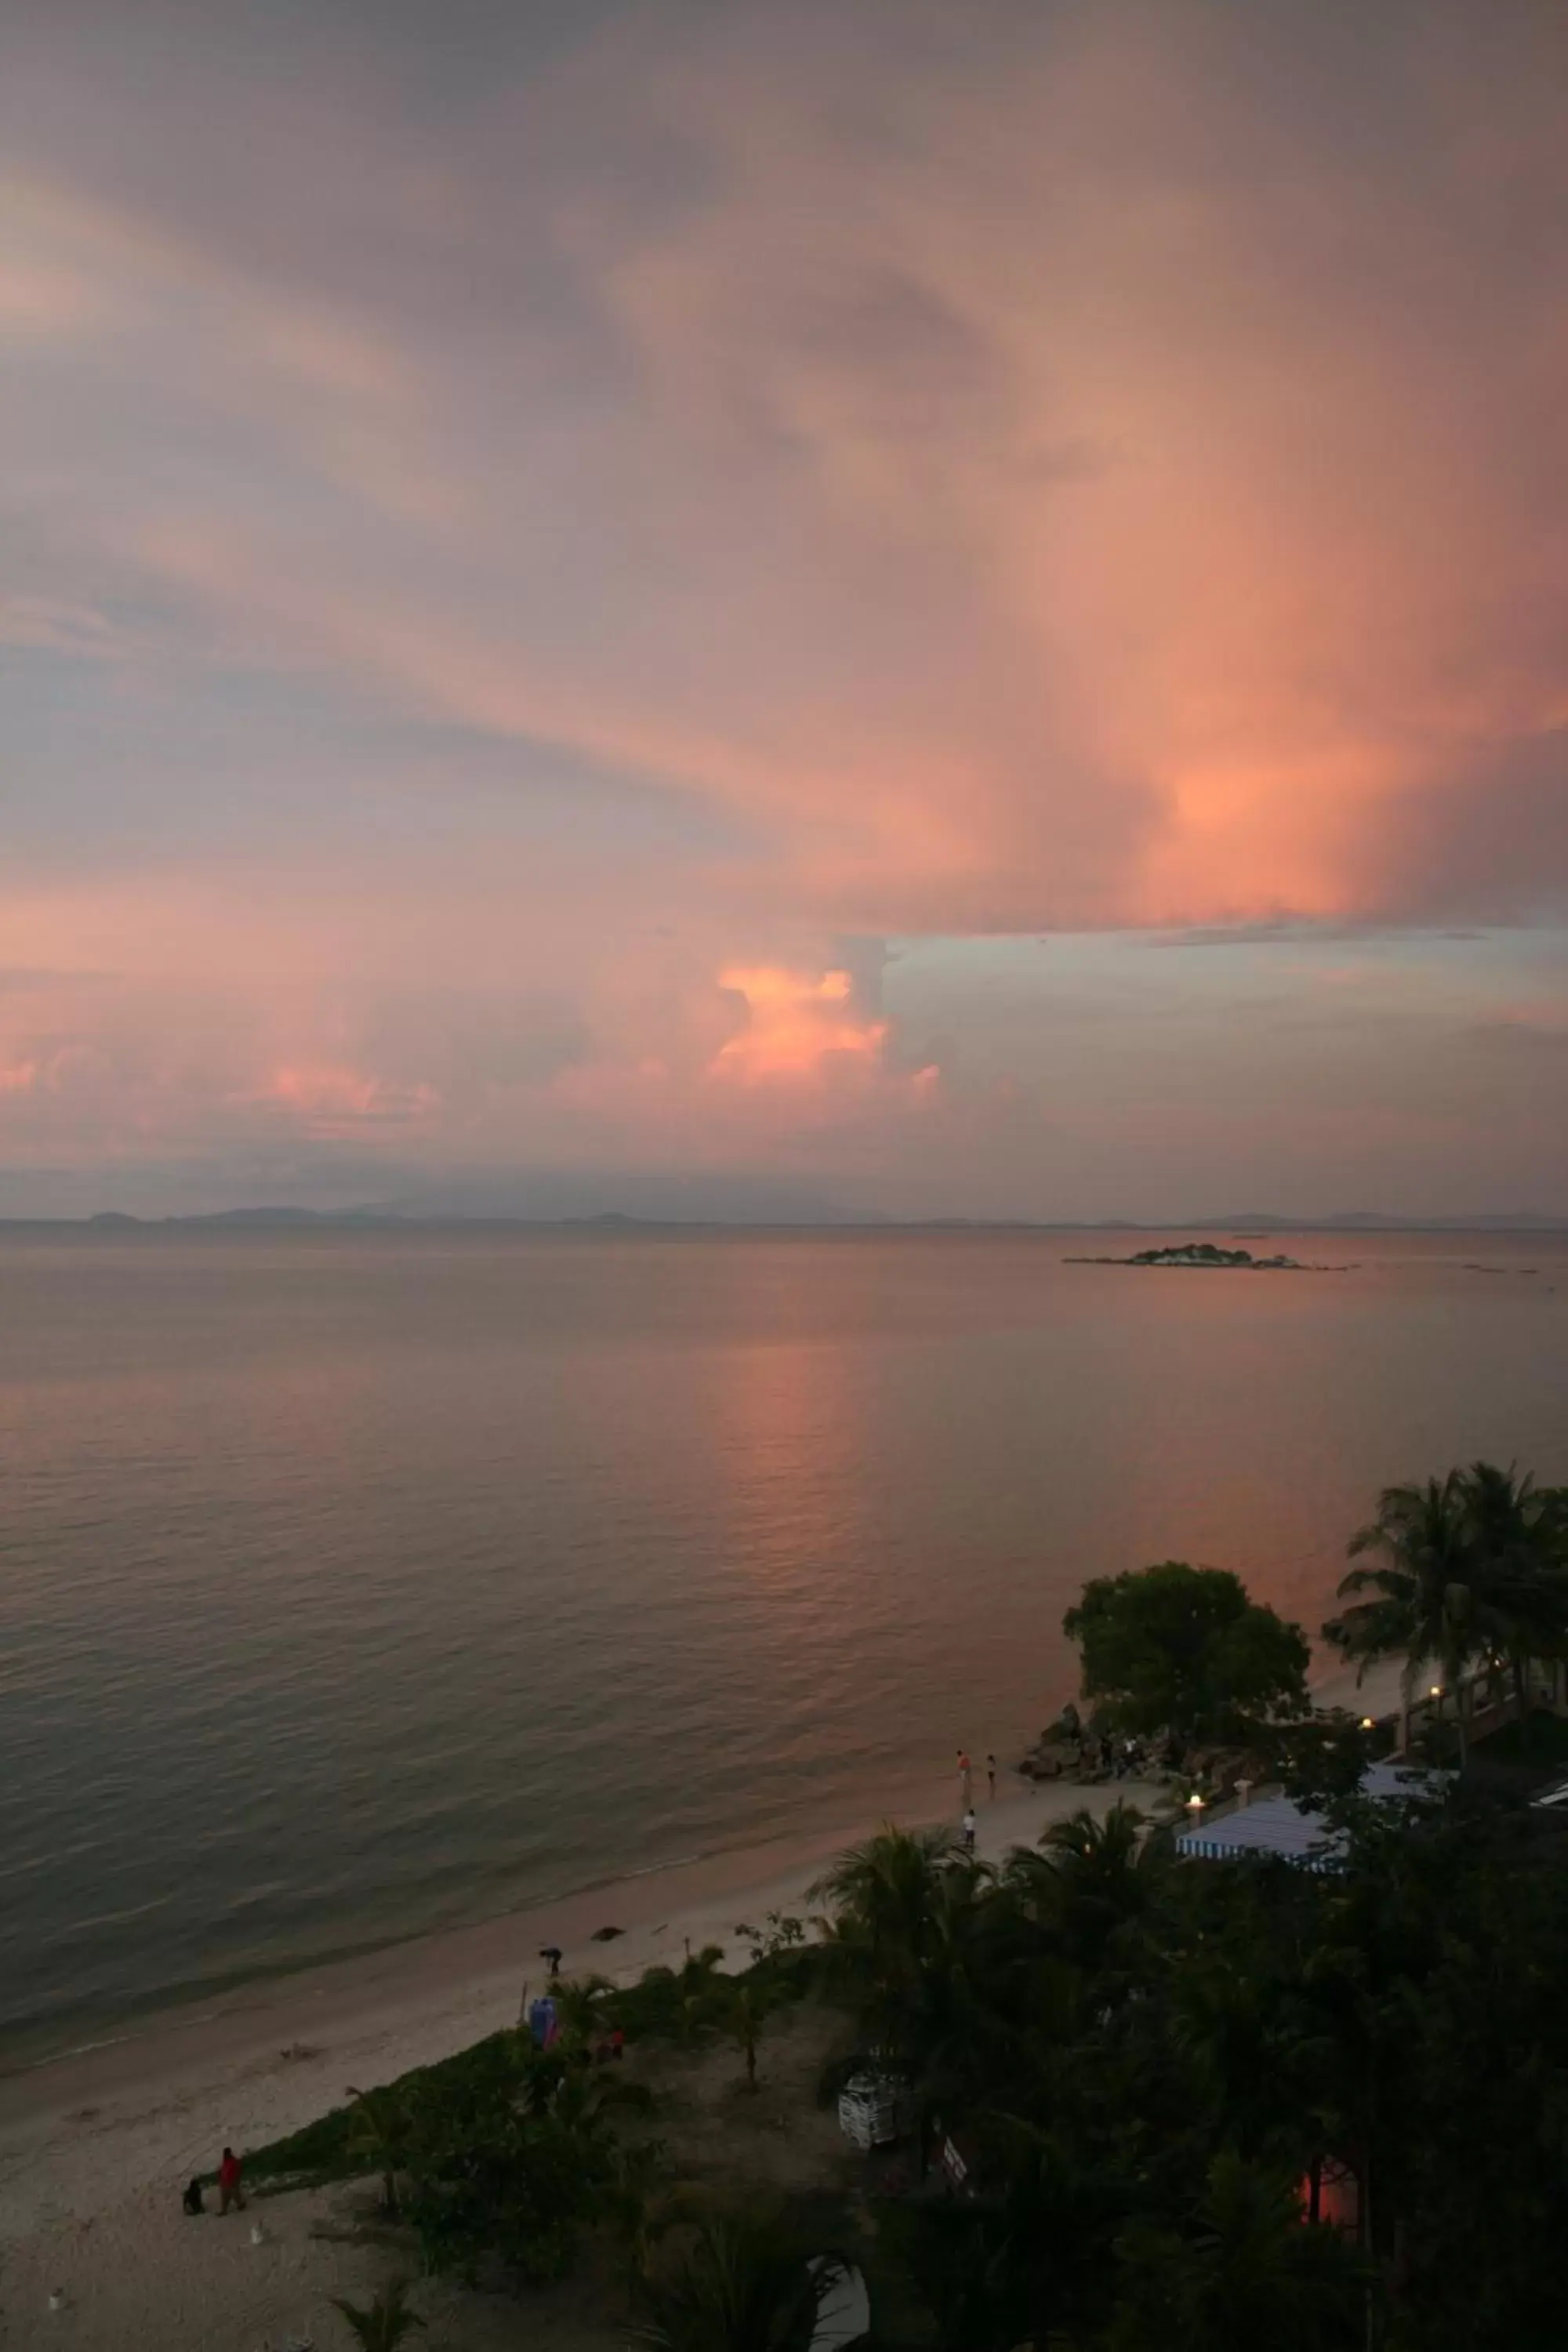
[{"left": 239, "top": 2027, "right": 520, "bottom": 2184}]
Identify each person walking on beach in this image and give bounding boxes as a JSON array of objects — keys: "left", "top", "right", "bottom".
[
  {"left": 956, "top": 1749, "right": 972, "bottom": 1806},
  {"left": 217, "top": 2147, "right": 245, "bottom": 2216},
  {"left": 986, "top": 1752, "right": 997, "bottom": 1799},
  {"left": 539, "top": 1944, "right": 563, "bottom": 1980},
  {"left": 961, "top": 1808, "right": 978, "bottom": 1855}
]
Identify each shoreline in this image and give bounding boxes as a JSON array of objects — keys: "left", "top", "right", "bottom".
[
  {"left": 0, "top": 1661, "right": 1410, "bottom": 2292},
  {"left": 0, "top": 1666, "right": 1414, "bottom": 2343},
  {"left": 0, "top": 1748, "right": 1022, "bottom": 2082},
  {"left": 2, "top": 1658, "right": 1407, "bottom": 2123},
  {"left": 0, "top": 1772, "right": 1163, "bottom": 2249}
]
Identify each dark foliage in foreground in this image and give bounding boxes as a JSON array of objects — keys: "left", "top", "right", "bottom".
[
  {"left": 256, "top": 1788, "right": 1568, "bottom": 2347},
  {"left": 815, "top": 1793, "right": 1568, "bottom": 2350},
  {"left": 632, "top": 2216, "right": 844, "bottom": 2352}
]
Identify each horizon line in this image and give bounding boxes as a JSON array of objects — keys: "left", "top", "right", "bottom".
[{"left": 2, "top": 1207, "right": 1566, "bottom": 1236}]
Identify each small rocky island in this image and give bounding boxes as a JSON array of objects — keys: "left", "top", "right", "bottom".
[{"left": 1067, "top": 1240, "right": 1306, "bottom": 1269}]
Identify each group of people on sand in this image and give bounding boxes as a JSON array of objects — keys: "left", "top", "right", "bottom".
[
  {"left": 1054, "top": 1704, "right": 1164, "bottom": 1780},
  {"left": 956, "top": 1747, "right": 999, "bottom": 1853}
]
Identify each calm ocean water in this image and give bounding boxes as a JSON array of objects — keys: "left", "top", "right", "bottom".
[{"left": 2, "top": 1225, "right": 1565, "bottom": 2058}]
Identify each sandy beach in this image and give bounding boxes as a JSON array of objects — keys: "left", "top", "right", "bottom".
[
  {"left": 0, "top": 1769, "right": 1181, "bottom": 2350},
  {"left": 0, "top": 1657, "right": 1413, "bottom": 2349}
]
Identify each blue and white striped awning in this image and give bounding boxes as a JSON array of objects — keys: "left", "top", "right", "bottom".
[
  {"left": 1177, "top": 1762, "right": 1449, "bottom": 1869},
  {"left": 1178, "top": 1797, "right": 1344, "bottom": 1869}
]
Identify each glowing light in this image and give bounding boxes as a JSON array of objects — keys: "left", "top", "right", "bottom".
[{"left": 711, "top": 966, "right": 887, "bottom": 1082}]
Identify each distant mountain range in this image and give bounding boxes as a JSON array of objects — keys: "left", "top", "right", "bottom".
[{"left": 60, "top": 1204, "right": 1568, "bottom": 1232}]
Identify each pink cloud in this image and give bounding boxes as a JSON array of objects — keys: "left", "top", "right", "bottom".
[
  {"left": 710, "top": 967, "right": 887, "bottom": 1083},
  {"left": 0, "top": 4, "right": 1565, "bottom": 1207},
  {"left": 4, "top": 9, "right": 1563, "bottom": 934}
]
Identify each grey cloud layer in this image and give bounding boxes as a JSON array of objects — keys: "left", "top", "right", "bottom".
[{"left": 2, "top": 0, "right": 1567, "bottom": 1207}]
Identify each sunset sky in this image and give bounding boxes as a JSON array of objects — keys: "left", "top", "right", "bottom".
[{"left": 3, "top": 0, "right": 1566, "bottom": 1218}]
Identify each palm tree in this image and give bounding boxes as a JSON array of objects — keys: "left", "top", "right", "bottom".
[
  {"left": 1460, "top": 1461, "right": 1567, "bottom": 1732},
  {"left": 344, "top": 2083, "right": 415, "bottom": 2217},
  {"left": 1038, "top": 1801, "right": 1154, "bottom": 1888},
  {"left": 633, "top": 2216, "right": 840, "bottom": 2352},
  {"left": 713, "top": 1975, "right": 786, "bottom": 2092},
  {"left": 549, "top": 1969, "right": 617, "bottom": 2052},
  {"left": 329, "top": 2279, "right": 425, "bottom": 2351},
  {"left": 1323, "top": 1474, "right": 1477, "bottom": 1757},
  {"left": 667, "top": 1944, "right": 729, "bottom": 2046},
  {"left": 809, "top": 1824, "right": 953, "bottom": 2015},
  {"left": 1004, "top": 1803, "right": 1168, "bottom": 1982}
]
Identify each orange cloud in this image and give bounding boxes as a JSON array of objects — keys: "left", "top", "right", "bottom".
[
  {"left": 252, "top": 1065, "right": 438, "bottom": 1135},
  {"left": 711, "top": 967, "right": 887, "bottom": 1082},
  {"left": 1, "top": 5, "right": 1567, "bottom": 1217},
  {"left": 9, "top": 9, "right": 1565, "bottom": 942}
]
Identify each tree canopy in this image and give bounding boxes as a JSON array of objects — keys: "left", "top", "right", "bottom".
[
  {"left": 811, "top": 1777, "right": 1568, "bottom": 2350},
  {"left": 1064, "top": 1560, "right": 1311, "bottom": 1742}
]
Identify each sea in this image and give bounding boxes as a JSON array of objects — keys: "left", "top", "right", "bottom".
[{"left": 2, "top": 1223, "right": 1565, "bottom": 2063}]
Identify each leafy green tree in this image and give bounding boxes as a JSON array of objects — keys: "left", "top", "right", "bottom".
[
  {"left": 1269, "top": 1709, "right": 1381, "bottom": 1809},
  {"left": 1064, "top": 1562, "right": 1309, "bottom": 1745},
  {"left": 329, "top": 2280, "right": 425, "bottom": 2351},
  {"left": 734, "top": 1910, "right": 807, "bottom": 1964},
  {"left": 394, "top": 2034, "right": 617, "bottom": 2284}
]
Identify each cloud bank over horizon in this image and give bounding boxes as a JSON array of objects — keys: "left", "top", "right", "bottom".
[{"left": 2, "top": 0, "right": 1566, "bottom": 1216}]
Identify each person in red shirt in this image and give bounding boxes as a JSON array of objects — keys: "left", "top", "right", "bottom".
[{"left": 218, "top": 2147, "right": 245, "bottom": 2215}]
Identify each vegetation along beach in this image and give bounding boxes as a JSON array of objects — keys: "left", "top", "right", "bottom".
[{"left": 7, "top": 1458, "right": 1568, "bottom": 2350}]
